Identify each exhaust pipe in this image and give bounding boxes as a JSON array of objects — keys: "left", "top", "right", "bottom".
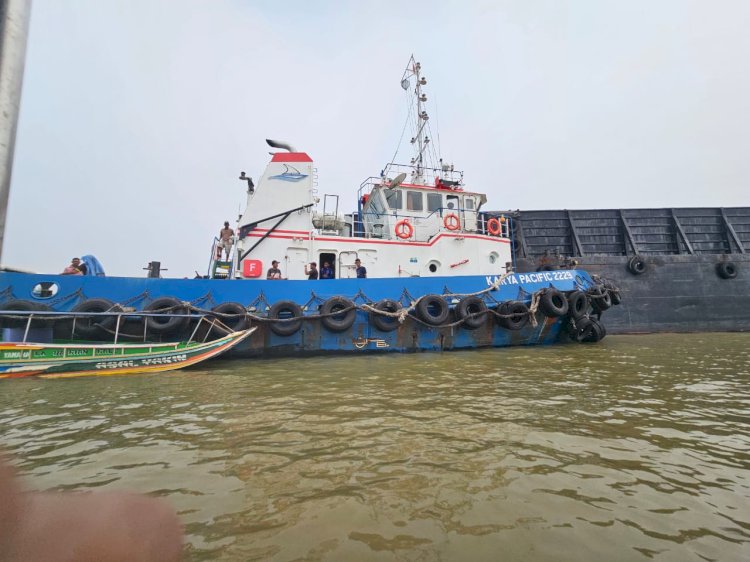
[{"left": 266, "top": 139, "right": 297, "bottom": 153}]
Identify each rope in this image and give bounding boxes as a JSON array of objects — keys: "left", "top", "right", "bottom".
[{"left": 2, "top": 274, "right": 615, "bottom": 334}]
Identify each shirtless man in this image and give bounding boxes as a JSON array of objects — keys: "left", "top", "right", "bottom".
[
  {"left": 218, "top": 221, "right": 234, "bottom": 260},
  {"left": 62, "top": 257, "right": 84, "bottom": 275}
]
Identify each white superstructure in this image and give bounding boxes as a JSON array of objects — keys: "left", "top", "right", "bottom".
[{"left": 221, "top": 58, "right": 513, "bottom": 281}]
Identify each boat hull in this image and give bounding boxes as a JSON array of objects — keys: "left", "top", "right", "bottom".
[
  {"left": 0, "top": 329, "right": 254, "bottom": 379},
  {"left": 0, "top": 270, "right": 603, "bottom": 356}
]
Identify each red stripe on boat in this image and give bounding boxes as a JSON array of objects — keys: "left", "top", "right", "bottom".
[{"left": 271, "top": 153, "right": 313, "bottom": 163}]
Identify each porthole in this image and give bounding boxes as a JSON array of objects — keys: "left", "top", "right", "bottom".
[
  {"left": 427, "top": 260, "right": 441, "bottom": 273},
  {"left": 489, "top": 252, "right": 499, "bottom": 264},
  {"left": 31, "top": 282, "right": 59, "bottom": 299}
]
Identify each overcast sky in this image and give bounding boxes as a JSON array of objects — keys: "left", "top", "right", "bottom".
[{"left": 4, "top": 0, "right": 749, "bottom": 277}]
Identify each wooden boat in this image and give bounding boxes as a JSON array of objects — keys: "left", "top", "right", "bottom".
[{"left": 0, "top": 327, "right": 255, "bottom": 379}]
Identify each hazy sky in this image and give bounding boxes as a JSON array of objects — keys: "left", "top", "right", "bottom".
[{"left": 4, "top": 0, "right": 749, "bottom": 277}]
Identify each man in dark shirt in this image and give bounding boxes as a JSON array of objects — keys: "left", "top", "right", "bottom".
[
  {"left": 320, "top": 262, "right": 334, "bottom": 279},
  {"left": 266, "top": 260, "right": 282, "bottom": 280},
  {"left": 305, "top": 262, "right": 318, "bottom": 280},
  {"left": 355, "top": 258, "right": 367, "bottom": 278}
]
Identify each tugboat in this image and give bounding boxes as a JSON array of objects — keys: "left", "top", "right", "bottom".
[{"left": 0, "top": 57, "right": 620, "bottom": 357}]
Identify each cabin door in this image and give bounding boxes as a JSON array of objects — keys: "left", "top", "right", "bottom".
[
  {"left": 286, "top": 247, "right": 309, "bottom": 280},
  {"left": 339, "top": 251, "right": 358, "bottom": 278},
  {"left": 462, "top": 195, "right": 478, "bottom": 232}
]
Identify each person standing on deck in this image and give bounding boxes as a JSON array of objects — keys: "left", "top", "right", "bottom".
[
  {"left": 320, "top": 262, "right": 334, "bottom": 279},
  {"left": 267, "top": 260, "right": 282, "bottom": 280},
  {"left": 355, "top": 259, "right": 367, "bottom": 278},
  {"left": 218, "top": 221, "right": 234, "bottom": 260},
  {"left": 305, "top": 262, "right": 318, "bottom": 280}
]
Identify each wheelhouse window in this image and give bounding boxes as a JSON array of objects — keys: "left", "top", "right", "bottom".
[
  {"left": 406, "top": 191, "right": 424, "bottom": 211},
  {"left": 427, "top": 193, "right": 442, "bottom": 212},
  {"left": 385, "top": 189, "right": 402, "bottom": 210},
  {"left": 464, "top": 197, "right": 475, "bottom": 211}
]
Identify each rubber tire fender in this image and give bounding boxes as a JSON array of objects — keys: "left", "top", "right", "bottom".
[
  {"left": 716, "top": 262, "right": 738, "bottom": 279},
  {"left": 610, "top": 291, "right": 622, "bottom": 305},
  {"left": 320, "top": 296, "right": 357, "bottom": 332},
  {"left": 577, "top": 317, "right": 605, "bottom": 343},
  {"left": 69, "top": 298, "right": 118, "bottom": 338},
  {"left": 627, "top": 255, "right": 647, "bottom": 275},
  {"left": 145, "top": 297, "right": 190, "bottom": 335},
  {"left": 369, "top": 299, "right": 402, "bottom": 332},
  {"left": 539, "top": 288, "right": 569, "bottom": 317},
  {"left": 211, "top": 302, "right": 249, "bottom": 332},
  {"left": 415, "top": 294, "right": 450, "bottom": 326},
  {"left": 455, "top": 296, "right": 488, "bottom": 330},
  {"left": 589, "top": 286, "right": 612, "bottom": 313},
  {"left": 567, "top": 291, "right": 589, "bottom": 320},
  {"left": 0, "top": 299, "right": 52, "bottom": 329},
  {"left": 268, "top": 300, "right": 304, "bottom": 337},
  {"left": 498, "top": 301, "right": 529, "bottom": 331}
]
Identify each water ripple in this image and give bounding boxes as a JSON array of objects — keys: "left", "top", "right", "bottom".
[{"left": 1, "top": 333, "right": 749, "bottom": 561}]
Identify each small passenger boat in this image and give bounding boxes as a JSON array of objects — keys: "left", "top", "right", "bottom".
[{"left": 0, "top": 312, "right": 255, "bottom": 379}]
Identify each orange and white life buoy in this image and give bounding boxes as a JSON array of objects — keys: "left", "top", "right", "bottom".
[
  {"left": 487, "top": 217, "right": 502, "bottom": 236},
  {"left": 394, "top": 219, "right": 413, "bottom": 239},
  {"left": 443, "top": 213, "right": 460, "bottom": 231}
]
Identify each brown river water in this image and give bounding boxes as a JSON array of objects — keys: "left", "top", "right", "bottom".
[{"left": 1, "top": 333, "right": 749, "bottom": 561}]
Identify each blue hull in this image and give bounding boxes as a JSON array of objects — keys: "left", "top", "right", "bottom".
[{"left": 0, "top": 270, "right": 597, "bottom": 356}]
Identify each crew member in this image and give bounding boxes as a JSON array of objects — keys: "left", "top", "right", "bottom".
[
  {"left": 305, "top": 262, "right": 318, "bottom": 280},
  {"left": 218, "top": 221, "right": 234, "bottom": 260},
  {"left": 267, "top": 260, "right": 282, "bottom": 280},
  {"left": 355, "top": 258, "right": 367, "bottom": 278}
]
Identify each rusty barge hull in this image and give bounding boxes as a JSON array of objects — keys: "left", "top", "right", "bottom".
[{"left": 508, "top": 207, "right": 750, "bottom": 334}]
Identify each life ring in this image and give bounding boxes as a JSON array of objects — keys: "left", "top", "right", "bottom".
[
  {"left": 496, "top": 301, "right": 529, "bottom": 331},
  {"left": 716, "top": 261, "right": 738, "bottom": 279},
  {"left": 415, "top": 294, "right": 450, "bottom": 326},
  {"left": 443, "top": 213, "right": 460, "bottom": 231},
  {"left": 539, "top": 289, "right": 569, "bottom": 318},
  {"left": 145, "top": 297, "right": 190, "bottom": 335},
  {"left": 455, "top": 296, "right": 487, "bottom": 330},
  {"left": 627, "top": 255, "right": 647, "bottom": 275},
  {"left": 268, "top": 300, "right": 304, "bottom": 336},
  {"left": 369, "top": 299, "right": 402, "bottom": 332},
  {"left": 394, "top": 219, "right": 413, "bottom": 239},
  {"left": 320, "top": 296, "right": 357, "bottom": 332},
  {"left": 487, "top": 217, "right": 502, "bottom": 236}
]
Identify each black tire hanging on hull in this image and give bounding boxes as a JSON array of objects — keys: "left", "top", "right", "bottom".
[
  {"left": 415, "top": 295, "right": 450, "bottom": 326},
  {"left": 455, "top": 296, "right": 488, "bottom": 330},
  {"left": 268, "top": 300, "right": 304, "bottom": 336},
  {"left": 369, "top": 299, "right": 402, "bottom": 332},
  {"left": 627, "top": 255, "right": 647, "bottom": 275},
  {"left": 716, "top": 262, "right": 738, "bottom": 279},
  {"left": 539, "top": 289, "right": 569, "bottom": 317},
  {"left": 211, "top": 302, "right": 249, "bottom": 332},
  {"left": 496, "top": 301, "right": 529, "bottom": 331},
  {"left": 0, "top": 300, "right": 53, "bottom": 329},
  {"left": 145, "top": 297, "right": 190, "bottom": 335},
  {"left": 588, "top": 286, "right": 612, "bottom": 313},
  {"left": 566, "top": 291, "right": 589, "bottom": 320},
  {"left": 320, "top": 297, "right": 357, "bottom": 332},
  {"left": 68, "top": 298, "right": 118, "bottom": 339}
]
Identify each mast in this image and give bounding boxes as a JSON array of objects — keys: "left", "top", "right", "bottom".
[
  {"left": 401, "top": 56, "right": 430, "bottom": 184},
  {"left": 0, "top": 0, "right": 31, "bottom": 261}
]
